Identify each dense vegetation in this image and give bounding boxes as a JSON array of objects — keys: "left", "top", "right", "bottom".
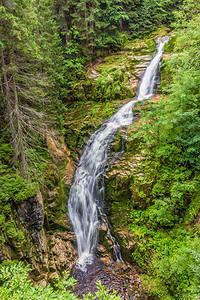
[
  {"left": 136, "top": 15, "right": 200, "bottom": 297},
  {"left": 1, "top": 0, "right": 200, "bottom": 299},
  {"left": 0, "top": 0, "right": 182, "bottom": 179},
  {"left": 106, "top": 1, "right": 200, "bottom": 299}
]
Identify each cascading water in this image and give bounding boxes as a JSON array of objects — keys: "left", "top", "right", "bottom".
[
  {"left": 68, "top": 36, "right": 170, "bottom": 268},
  {"left": 137, "top": 36, "right": 170, "bottom": 100}
]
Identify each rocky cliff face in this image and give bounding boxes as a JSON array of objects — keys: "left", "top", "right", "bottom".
[{"left": 0, "top": 136, "right": 77, "bottom": 285}]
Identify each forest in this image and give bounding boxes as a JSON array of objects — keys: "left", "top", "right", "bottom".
[{"left": 0, "top": 0, "right": 200, "bottom": 299}]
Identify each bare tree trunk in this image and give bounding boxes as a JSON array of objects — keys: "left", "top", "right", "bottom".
[
  {"left": 90, "top": 5, "right": 94, "bottom": 54},
  {"left": 119, "top": 1, "right": 123, "bottom": 32},
  {"left": 119, "top": 18, "right": 123, "bottom": 32},
  {"left": 13, "top": 76, "right": 28, "bottom": 180},
  {"left": 84, "top": 0, "right": 89, "bottom": 50},
  {"left": 1, "top": 50, "right": 18, "bottom": 165}
]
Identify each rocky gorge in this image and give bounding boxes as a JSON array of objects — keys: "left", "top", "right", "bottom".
[{"left": 0, "top": 28, "right": 186, "bottom": 298}]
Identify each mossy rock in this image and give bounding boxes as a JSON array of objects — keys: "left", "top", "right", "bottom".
[
  {"left": 160, "top": 59, "right": 174, "bottom": 94},
  {"left": 130, "top": 183, "right": 151, "bottom": 210},
  {"left": 164, "top": 35, "right": 177, "bottom": 53},
  {"left": 126, "top": 137, "right": 142, "bottom": 155},
  {"left": 110, "top": 131, "right": 124, "bottom": 153},
  {"left": 43, "top": 165, "right": 68, "bottom": 230},
  {"left": 105, "top": 173, "right": 132, "bottom": 227}
]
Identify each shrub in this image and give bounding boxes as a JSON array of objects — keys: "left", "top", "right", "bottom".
[{"left": 0, "top": 261, "right": 121, "bottom": 300}]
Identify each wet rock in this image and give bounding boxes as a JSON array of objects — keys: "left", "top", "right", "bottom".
[
  {"left": 47, "top": 188, "right": 61, "bottom": 209},
  {"left": 17, "top": 190, "right": 44, "bottom": 232},
  {"left": 46, "top": 135, "right": 70, "bottom": 161},
  {"left": 87, "top": 58, "right": 104, "bottom": 81},
  {"left": 46, "top": 135, "right": 76, "bottom": 186},
  {"left": 48, "top": 232, "right": 77, "bottom": 276},
  {"left": 96, "top": 244, "right": 112, "bottom": 264},
  {"left": 63, "top": 159, "right": 76, "bottom": 186},
  {"left": 72, "top": 257, "right": 146, "bottom": 299},
  {"left": 43, "top": 165, "right": 69, "bottom": 231}
]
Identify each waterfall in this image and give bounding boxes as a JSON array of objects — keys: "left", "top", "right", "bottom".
[
  {"left": 68, "top": 36, "right": 169, "bottom": 268},
  {"left": 137, "top": 36, "right": 170, "bottom": 100}
]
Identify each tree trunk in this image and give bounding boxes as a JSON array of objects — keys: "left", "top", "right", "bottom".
[
  {"left": 1, "top": 50, "right": 18, "bottom": 165},
  {"left": 119, "top": 1, "right": 123, "bottom": 32},
  {"left": 90, "top": 6, "right": 94, "bottom": 54},
  {"left": 83, "top": 0, "right": 89, "bottom": 50},
  {"left": 13, "top": 76, "right": 28, "bottom": 180}
]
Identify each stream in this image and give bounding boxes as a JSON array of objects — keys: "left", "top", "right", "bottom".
[{"left": 68, "top": 36, "right": 170, "bottom": 298}]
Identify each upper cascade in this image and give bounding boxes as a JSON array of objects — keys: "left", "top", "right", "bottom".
[
  {"left": 137, "top": 36, "right": 171, "bottom": 100},
  {"left": 68, "top": 36, "right": 169, "bottom": 268}
]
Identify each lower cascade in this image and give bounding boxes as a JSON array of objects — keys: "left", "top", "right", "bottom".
[{"left": 68, "top": 36, "right": 170, "bottom": 268}]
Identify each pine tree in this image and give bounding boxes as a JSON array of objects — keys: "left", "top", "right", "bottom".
[{"left": 0, "top": 0, "right": 63, "bottom": 179}]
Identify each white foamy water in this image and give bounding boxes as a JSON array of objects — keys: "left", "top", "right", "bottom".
[{"left": 68, "top": 37, "right": 169, "bottom": 268}]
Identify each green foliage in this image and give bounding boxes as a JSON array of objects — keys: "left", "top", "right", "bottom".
[
  {"left": 0, "top": 261, "right": 121, "bottom": 300},
  {"left": 143, "top": 236, "right": 200, "bottom": 299},
  {"left": 0, "top": 174, "right": 36, "bottom": 248},
  {"left": 6, "top": 226, "right": 17, "bottom": 239},
  {"left": 0, "top": 175, "right": 37, "bottom": 203},
  {"left": 127, "top": 0, "right": 182, "bottom": 38},
  {"left": 0, "top": 141, "right": 14, "bottom": 164},
  {"left": 84, "top": 281, "right": 121, "bottom": 300},
  {"left": 92, "top": 69, "right": 130, "bottom": 102},
  {"left": 2, "top": 204, "right": 11, "bottom": 216},
  {"left": 173, "top": 0, "right": 200, "bottom": 27},
  {"left": 184, "top": 195, "right": 200, "bottom": 224},
  {"left": 106, "top": 10, "right": 200, "bottom": 300},
  {"left": 0, "top": 215, "right": 5, "bottom": 229},
  {"left": 0, "top": 261, "right": 78, "bottom": 300},
  {"left": 0, "top": 0, "right": 65, "bottom": 180},
  {"left": 163, "top": 35, "right": 177, "bottom": 53}
]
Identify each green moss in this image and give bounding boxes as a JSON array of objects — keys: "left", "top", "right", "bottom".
[
  {"left": 164, "top": 35, "right": 177, "bottom": 53},
  {"left": 2, "top": 204, "right": 11, "bottom": 216},
  {"left": 106, "top": 174, "right": 132, "bottom": 227},
  {"left": 145, "top": 39, "right": 156, "bottom": 54},
  {"left": 110, "top": 131, "right": 123, "bottom": 152},
  {"left": 126, "top": 137, "right": 142, "bottom": 155},
  {"left": 0, "top": 174, "right": 38, "bottom": 251},
  {"left": 0, "top": 139, "right": 15, "bottom": 170},
  {"left": 6, "top": 226, "right": 17, "bottom": 239},
  {"left": 98, "top": 230, "right": 112, "bottom": 251},
  {"left": 43, "top": 166, "right": 69, "bottom": 231},
  {"left": 65, "top": 99, "right": 132, "bottom": 154},
  {"left": 160, "top": 59, "right": 174, "bottom": 94},
  {"left": 0, "top": 174, "right": 37, "bottom": 203},
  {"left": 66, "top": 100, "right": 120, "bottom": 128}
]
